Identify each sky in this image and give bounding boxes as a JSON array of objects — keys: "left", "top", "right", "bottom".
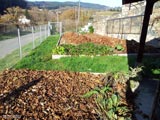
[{"left": 27, "top": 0, "right": 122, "bottom": 7}]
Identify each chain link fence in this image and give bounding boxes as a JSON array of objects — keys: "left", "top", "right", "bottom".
[{"left": 0, "top": 22, "right": 62, "bottom": 71}]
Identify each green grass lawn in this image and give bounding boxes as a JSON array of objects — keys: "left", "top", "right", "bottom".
[
  {"left": 13, "top": 36, "right": 160, "bottom": 78},
  {"left": 14, "top": 35, "right": 130, "bottom": 73}
]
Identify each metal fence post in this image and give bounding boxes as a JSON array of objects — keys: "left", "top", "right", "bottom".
[
  {"left": 48, "top": 22, "right": 51, "bottom": 36},
  {"left": 45, "top": 25, "right": 47, "bottom": 39},
  {"left": 17, "top": 28, "right": 22, "bottom": 59},
  {"left": 121, "top": 21, "right": 124, "bottom": 39},
  {"left": 40, "top": 25, "right": 42, "bottom": 43},
  {"left": 32, "top": 26, "right": 35, "bottom": 49},
  {"left": 60, "top": 22, "right": 62, "bottom": 36}
]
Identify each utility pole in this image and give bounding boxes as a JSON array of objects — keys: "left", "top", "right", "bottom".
[
  {"left": 76, "top": 0, "right": 80, "bottom": 32},
  {"left": 75, "top": 6, "right": 77, "bottom": 32},
  {"left": 56, "top": 11, "right": 61, "bottom": 23},
  {"left": 78, "top": 0, "right": 80, "bottom": 25}
]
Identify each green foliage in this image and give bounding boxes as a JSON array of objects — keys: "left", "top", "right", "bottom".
[
  {"left": 13, "top": 36, "right": 159, "bottom": 79},
  {"left": 52, "top": 46, "right": 66, "bottom": 55},
  {"left": 15, "top": 35, "right": 59, "bottom": 69},
  {"left": 115, "top": 44, "right": 124, "bottom": 51},
  {"left": 125, "top": 67, "right": 143, "bottom": 92},
  {"left": 127, "top": 67, "right": 143, "bottom": 81},
  {"left": 83, "top": 86, "right": 111, "bottom": 98},
  {"left": 83, "top": 85, "right": 130, "bottom": 120},
  {"left": 53, "top": 43, "right": 114, "bottom": 56},
  {"left": 88, "top": 26, "right": 94, "bottom": 33},
  {"left": 25, "top": 9, "right": 31, "bottom": 19}
]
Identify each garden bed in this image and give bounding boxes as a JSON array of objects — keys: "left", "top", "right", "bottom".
[
  {"left": 0, "top": 69, "right": 133, "bottom": 119},
  {"left": 60, "top": 32, "right": 160, "bottom": 54}
]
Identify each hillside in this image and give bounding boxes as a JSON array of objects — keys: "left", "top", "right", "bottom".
[{"left": 27, "top": 1, "right": 110, "bottom": 10}]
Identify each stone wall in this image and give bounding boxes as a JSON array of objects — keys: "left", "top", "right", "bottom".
[{"left": 93, "top": 1, "right": 160, "bottom": 48}]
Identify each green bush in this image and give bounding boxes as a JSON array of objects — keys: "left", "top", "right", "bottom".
[
  {"left": 52, "top": 46, "right": 66, "bottom": 55},
  {"left": 88, "top": 26, "right": 94, "bottom": 33},
  {"left": 115, "top": 44, "right": 124, "bottom": 51}
]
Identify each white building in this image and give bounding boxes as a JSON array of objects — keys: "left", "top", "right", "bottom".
[{"left": 19, "top": 15, "right": 30, "bottom": 25}]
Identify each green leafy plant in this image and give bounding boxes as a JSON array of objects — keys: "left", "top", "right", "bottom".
[
  {"left": 55, "top": 43, "right": 114, "bottom": 56},
  {"left": 52, "top": 46, "right": 66, "bottom": 55},
  {"left": 115, "top": 44, "right": 124, "bottom": 51},
  {"left": 127, "top": 67, "right": 143, "bottom": 81},
  {"left": 126, "top": 67, "right": 143, "bottom": 92},
  {"left": 83, "top": 85, "right": 130, "bottom": 120},
  {"left": 88, "top": 26, "right": 94, "bottom": 33}
]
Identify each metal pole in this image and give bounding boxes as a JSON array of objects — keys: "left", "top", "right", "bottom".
[
  {"left": 32, "top": 26, "right": 35, "bottom": 49},
  {"left": 75, "top": 6, "right": 77, "bottom": 32},
  {"left": 60, "top": 22, "right": 62, "bottom": 36},
  {"left": 48, "top": 22, "right": 51, "bottom": 36},
  {"left": 106, "top": 20, "right": 108, "bottom": 35},
  {"left": 17, "top": 28, "right": 22, "bottom": 59},
  {"left": 40, "top": 25, "right": 42, "bottom": 43},
  {"left": 136, "top": 1, "right": 155, "bottom": 64},
  {"left": 56, "top": 12, "right": 59, "bottom": 23},
  {"left": 45, "top": 25, "right": 47, "bottom": 39},
  {"left": 121, "top": 21, "right": 124, "bottom": 39},
  {"left": 118, "top": 19, "right": 121, "bottom": 38},
  {"left": 77, "top": 0, "right": 80, "bottom": 32}
]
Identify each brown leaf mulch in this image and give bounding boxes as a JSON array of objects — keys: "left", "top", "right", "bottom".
[
  {"left": 0, "top": 69, "right": 105, "bottom": 119},
  {"left": 60, "top": 32, "right": 159, "bottom": 53}
]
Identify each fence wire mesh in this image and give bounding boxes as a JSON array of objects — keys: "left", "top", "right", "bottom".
[{"left": 0, "top": 22, "right": 61, "bottom": 71}]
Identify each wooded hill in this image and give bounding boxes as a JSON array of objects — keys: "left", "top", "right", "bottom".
[{"left": 27, "top": 1, "right": 110, "bottom": 10}]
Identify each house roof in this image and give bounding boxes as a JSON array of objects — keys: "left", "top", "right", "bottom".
[{"left": 122, "top": 0, "right": 144, "bottom": 4}]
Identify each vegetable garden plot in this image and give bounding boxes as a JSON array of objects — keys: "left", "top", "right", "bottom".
[
  {"left": 59, "top": 32, "right": 159, "bottom": 54},
  {"left": 0, "top": 69, "right": 133, "bottom": 119}
]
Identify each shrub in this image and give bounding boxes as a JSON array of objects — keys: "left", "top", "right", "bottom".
[{"left": 88, "top": 26, "right": 94, "bottom": 33}]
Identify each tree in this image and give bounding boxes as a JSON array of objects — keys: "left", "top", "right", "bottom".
[
  {"left": 29, "top": 7, "right": 55, "bottom": 25},
  {"left": 60, "top": 9, "right": 76, "bottom": 20},
  {"left": 24, "top": 9, "right": 31, "bottom": 20},
  {"left": 58, "top": 8, "right": 94, "bottom": 32},
  {"left": 0, "top": 7, "right": 23, "bottom": 28},
  {"left": 0, "top": 0, "right": 27, "bottom": 15}
]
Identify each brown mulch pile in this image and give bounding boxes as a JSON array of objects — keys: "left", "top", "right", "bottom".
[
  {"left": 0, "top": 69, "right": 105, "bottom": 119},
  {"left": 60, "top": 32, "right": 159, "bottom": 53},
  {"left": 0, "top": 69, "right": 132, "bottom": 119}
]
